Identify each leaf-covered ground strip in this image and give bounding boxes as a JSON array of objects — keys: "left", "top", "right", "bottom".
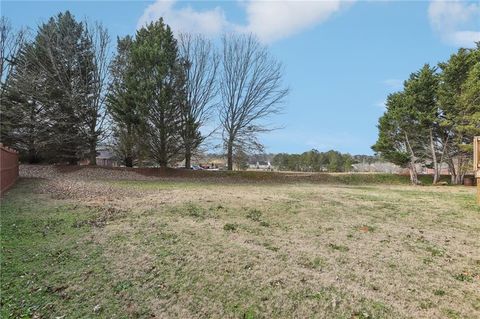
[{"left": 1, "top": 177, "right": 479, "bottom": 318}]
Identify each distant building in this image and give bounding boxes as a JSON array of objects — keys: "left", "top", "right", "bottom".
[
  {"left": 96, "top": 147, "right": 116, "bottom": 167},
  {"left": 248, "top": 160, "right": 272, "bottom": 171}
]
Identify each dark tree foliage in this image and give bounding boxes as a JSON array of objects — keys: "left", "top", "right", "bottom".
[
  {"left": 2, "top": 11, "right": 109, "bottom": 164},
  {"left": 1, "top": 42, "right": 48, "bottom": 163},
  {"left": 33, "top": 12, "right": 95, "bottom": 163},
  {"left": 107, "top": 36, "right": 145, "bottom": 167},
  {"left": 272, "top": 149, "right": 354, "bottom": 172},
  {"left": 373, "top": 44, "right": 480, "bottom": 184},
  {"left": 129, "top": 19, "right": 182, "bottom": 166}
]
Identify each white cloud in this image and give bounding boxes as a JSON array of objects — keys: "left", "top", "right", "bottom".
[
  {"left": 238, "top": 0, "right": 354, "bottom": 43},
  {"left": 137, "top": 0, "right": 229, "bottom": 36},
  {"left": 428, "top": 0, "right": 480, "bottom": 47},
  {"left": 137, "top": 0, "right": 353, "bottom": 42}
]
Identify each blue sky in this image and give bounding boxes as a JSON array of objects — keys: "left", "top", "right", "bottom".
[{"left": 2, "top": 0, "right": 480, "bottom": 155}]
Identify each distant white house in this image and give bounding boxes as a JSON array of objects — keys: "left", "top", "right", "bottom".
[{"left": 248, "top": 160, "right": 272, "bottom": 171}]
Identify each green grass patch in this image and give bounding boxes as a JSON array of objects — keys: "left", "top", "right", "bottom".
[
  {"left": 0, "top": 182, "right": 125, "bottom": 318},
  {"left": 223, "top": 223, "right": 238, "bottom": 232}
]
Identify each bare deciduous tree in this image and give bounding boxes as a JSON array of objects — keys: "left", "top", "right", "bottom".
[
  {"left": 178, "top": 33, "right": 219, "bottom": 168},
  {"left": 219, "top": 34, "right": 288, "bottom": 170},
  {"left": 0, "top": 17, "right": 26, "bottom": 99},
  {"left": 83, "top": 22, "right": 111, "bottom": 165}
]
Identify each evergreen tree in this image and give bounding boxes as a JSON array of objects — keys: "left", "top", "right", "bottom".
[
  {"left": 107, "top": 36, "right": 144, "bottom": 167},
  {"left": 458, "top": 62, "right": 480, "bottom": 153},
  {"left": 372, "top": 92, "right": 421, "bottom": 184},
  {"left": 130, "top": 19, "right": 182, "bottom": 166},
  {"left": 31, "top": 12, "right": 94, "bottom": 163},
  {"left": 2, "top": 11, "right": 109, "bottom": 164},
  {"left": 1, "top": 42, "right": 48, "bottom": 162},
  {"left": 438, "top": 44, "right": 480, "bottom": 183},
  {"left": 403, "top": 64, "right": 442, "bottom": 183}
]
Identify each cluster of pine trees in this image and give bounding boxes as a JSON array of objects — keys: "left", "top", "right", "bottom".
[
  {"left": 1, "top": 13, "right": 109, "bottom": 164},
  {"left": 1, "top": 12, "right": 287, "bottom": 169},
  {"left": 272, "top": 150, "right": 356, "bottom": 172},
  {"left": 372, "top": 45, "right": 480, "bottom": 185}
]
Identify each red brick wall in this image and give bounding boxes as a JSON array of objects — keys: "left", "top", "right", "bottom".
[{"left": 0, "top": 144, "right": 19, "bottom": 195}]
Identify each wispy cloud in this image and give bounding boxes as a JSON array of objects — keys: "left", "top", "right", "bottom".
[
  {"left": 428, "top": 0, "right": 480, "bottom": 47},
  {"left": 137, "top": 0, "right": 354, "bottom": 42}
]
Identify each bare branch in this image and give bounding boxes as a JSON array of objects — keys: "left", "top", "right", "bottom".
[
  {"left": 0, "top": 17, "right": 27, "bottom": 99},
  {"left": 219, "top": 33, "right": 288, "bottom": 170},
  {"left": 177, "top": 33, "right": 219, "bottom": 167}
]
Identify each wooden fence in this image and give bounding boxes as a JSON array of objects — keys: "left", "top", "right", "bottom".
[{"left": 0, "top": 144, "right": 19, "bottom": 195}]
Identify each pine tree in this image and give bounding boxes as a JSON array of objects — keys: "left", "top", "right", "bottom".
[
  {"left": 1, "top": 11, "right": 110, "bottom": 164},
  {"left": 1, "top": 43, "right": 49, "bottom": 163},
  {"left": 129, "top": 19, "right": 182, "bottom": 166},
  {"left": 30, "top": 12, "right": 91, "bottom": 163},
  {"left": 107, "top": 36, "right": 144, "bottom": 167},
  {"left": 458, "top": 62, "right": 480, "bottom": 154},
  {"left": 438, "top": 44, "right": 480, "bottom": 183},
  {"left": 403, "top": 64, "right": 442, "bottom": 183},
  {"left": 372, "top": 92, "right": 421, "bottom": 184}
]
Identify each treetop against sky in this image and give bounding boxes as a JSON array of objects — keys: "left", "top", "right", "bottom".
[{"left": 3, "top": 0, "right": 480, "bottom": 154}]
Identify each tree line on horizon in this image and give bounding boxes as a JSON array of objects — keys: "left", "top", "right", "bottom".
[
  {"left": 372, "top": 44, "right": 480, "bottom": 185},
  {"left": 272, "top": 149, "right": 359, "bottom": 172},
  {"left": 0, "top": 12, "right": 287, "bottom": 170}
]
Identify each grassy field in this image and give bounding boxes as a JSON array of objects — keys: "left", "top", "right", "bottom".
[{"left": 1, "top": 170, "right": 480, "bottom": 318}]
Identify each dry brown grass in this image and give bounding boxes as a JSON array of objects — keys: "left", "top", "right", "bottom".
[
  {"left": 4, "top": 166, "right": 480, "bottom": 318},
  {"left": 83, "top": 181, "right": 480, "bottom": 318}
]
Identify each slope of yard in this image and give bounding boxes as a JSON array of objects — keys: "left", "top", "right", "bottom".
[{"left": 1, "top": 167, "right": 479, "bottom": 318}]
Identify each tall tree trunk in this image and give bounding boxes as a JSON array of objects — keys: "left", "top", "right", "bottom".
[
  {"left": 227, "top": 139, "right": 233, "bottom": 171},
  {"left": 456, "top": 156, "right": 464, "bottom": 185},
  {"left": 409, "top": 161, "right": 419, "bottom": 185},
  {"left": 88, "top": 140, "right": 97, "bottom": 166},
  {"left": 185, "top": 146, "right": 192, "bottom": 169},
  {"left": 429, "top": 129, "right": 439, "bottom": 184},
  {"left": 125, "top": 156, "right": 133, "bottom": 168},
  {"left": 158, "top": 158, "right": 168, "bottom": 167},
  {"left": 405, "top": 133, "right": 419, "bottom": 185},
  {"left": 447, "top": 158, "right": 457, "bottom": 184},
  {"left": 125, "top": 125, "right": 134, "bottom": 168},
  {"left": 158, "top": 110, "right": 168, "bottom": 167},
  {"left": 28, "top": 147, "right": 37, "bottom": 164},
  {"left": 437, "top": 135, "right": 449, "bottom": 184}
]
